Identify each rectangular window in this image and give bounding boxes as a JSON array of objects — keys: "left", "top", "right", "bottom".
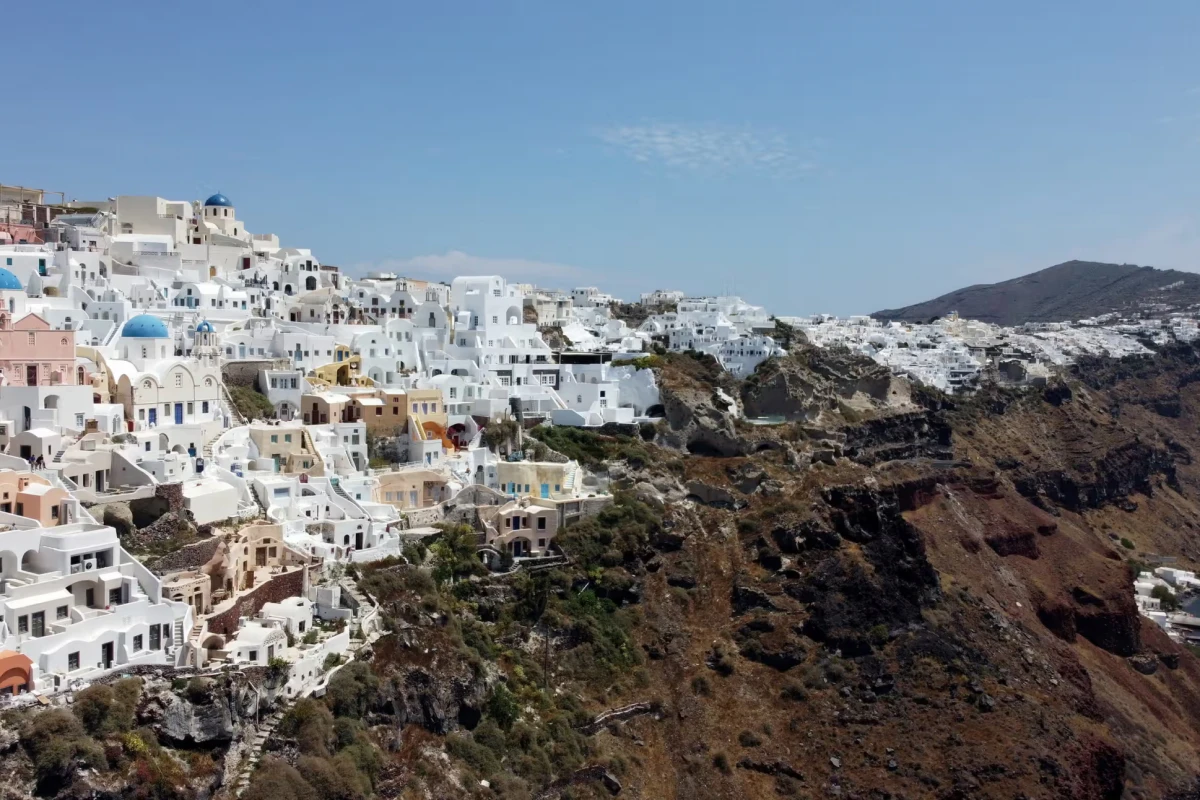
[
  {"left": 538, "top": 517, "right": 546, "bottom": 530},
  {"left": 17, "top": 616, "right": 26, "bottom": 633},
  {"left": 248, "top": 650, "right": 258, "bottom": 662},
  {"left": 68, "top": 651, "right": 80, "bottom": 670},
  {"left": 56, "top": 605, "right": 67, "bottom": 619},
  {"left": 109, "top": 588, "right": 122, "bottom": 606},
  {"left": 271, "top": 434, "right": 278, "bottom": 443},
  {"left": 133, "top": 634, "right": 143, "bottom": 651},
  {"left": 284, "top": 434, "right": 292, "bottom": 442},
  {"left": 150, "top": 626, "right": 160, "bottom": 650}
]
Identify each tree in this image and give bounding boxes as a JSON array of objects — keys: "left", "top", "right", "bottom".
[
  {"left": 430, "top": 523, "right": 486, "bottom": 584},
  {"left": 1152, "top": 584, "right": 1181, "bottom": 611}
]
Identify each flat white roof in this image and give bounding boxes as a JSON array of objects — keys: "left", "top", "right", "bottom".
[
  {"left": 7, "top": 589, "right": 72, "bottom": 611},
  {"left": 356, "top": 398, "right": 384, "bottom": 406}
]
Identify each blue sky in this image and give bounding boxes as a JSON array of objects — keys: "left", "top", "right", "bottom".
[{"left": 4, "top": 1, "right": 1200, "bottom": 314}]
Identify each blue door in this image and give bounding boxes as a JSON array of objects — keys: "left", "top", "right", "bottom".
[
  {"left": 540, "top": 483, "right": 550, "bottom": 499},
  {"left": 148, "top": 408, "right": 156, "bottom": 426},
  {"left": 174, "top": 403, "right": 183, "bottom": 424}
]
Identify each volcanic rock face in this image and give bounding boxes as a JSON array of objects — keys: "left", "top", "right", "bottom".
[
  {"left": 372, "top": 632, "right": 492, "bottom": 736},
  {"left": 142, "top": 683, "right": 240, "bottom": 744},
  {"left": 740, "top": 343, "right": 904, "bottom": 421}
]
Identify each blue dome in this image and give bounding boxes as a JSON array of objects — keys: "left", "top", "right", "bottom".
[
  {"left": 195, "top": 320, "right": 214, "bottom": 333},
  {"left": 0, "top": 268, "right": 22, "bottom": 291},
  {"left": 204, "top": 193, "right": 233, "bottom": 208},
  {"left": 122, "top": 314, "right": 169, "bottom": 339}
]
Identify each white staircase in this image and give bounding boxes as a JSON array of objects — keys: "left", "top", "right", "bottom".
[{"left": 173, "top": 619, "right": 184, "bottom": 648}]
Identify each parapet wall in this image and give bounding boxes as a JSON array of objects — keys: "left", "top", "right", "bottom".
[{"left": 206, "top": 567, "right": 306, "bottom": 636}]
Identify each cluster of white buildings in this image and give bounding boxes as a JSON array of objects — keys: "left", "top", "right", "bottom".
[
  {"left": 0, "top": 187, "right": 739, "bottom": 698},
  {"left": 1134, "top": 567, "right": 1200, "bottom": 643},
  {"left": 786, "top": 311, "right": 1154, "bottom": 393}
]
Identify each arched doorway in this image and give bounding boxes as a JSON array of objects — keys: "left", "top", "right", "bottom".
[{"left": 305, "top": 276, "right": 317, "bottom": 291}]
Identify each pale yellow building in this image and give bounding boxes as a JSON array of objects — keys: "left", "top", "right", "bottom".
[
  {"left": 375, "top": 469, "right": 451, "bottom": 510},
  {"left": 495, "top": 460, "right": 574, "bottom": 501}
]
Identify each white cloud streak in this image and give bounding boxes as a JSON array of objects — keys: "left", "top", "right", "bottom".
[
  {"left": 597, "top": 122, "right": 813, "bottom": 176},
  {"left": 352, "top": 250, "right": 593, "bottom": 283}
]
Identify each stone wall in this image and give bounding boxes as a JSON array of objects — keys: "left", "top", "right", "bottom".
[
  {"left": 147, "top": 537, "right": 223, "bottom": 576},
  {"left": 403, "top": 506, "right": 445, "bottom": 527},
  {"left": 221, "top": 360, "right": 290, "bottom": 390},
  {"left": 206, "top": 567, "right": 306, "bottom": 636}
]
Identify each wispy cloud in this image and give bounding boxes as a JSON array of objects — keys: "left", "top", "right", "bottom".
[
  {"left": 352, "top": 250, "right": 593, "bottom": 284},
  {"left": 597, "top": 122, "right": 813, "bottom": 176}
]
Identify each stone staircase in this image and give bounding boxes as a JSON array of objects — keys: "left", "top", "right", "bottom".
[
  {"left": 218, "top": 381, "right": 246, "bottom": 426},
  {"left": 234, "top": 706, "right": 286, "bottom": 797},
  {"left": 51, "top": 448, "right": 66, "bottom": 465},
  {"left": 340, "top": 579, "right": 372, "bottom": 612},
  {"left": 173, "top": 619, "right": 185, "bottom": 648}
]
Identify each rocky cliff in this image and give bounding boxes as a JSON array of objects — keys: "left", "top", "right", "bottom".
[{"left": 378, "top": 343, "right": 1200, "bottom": 799}]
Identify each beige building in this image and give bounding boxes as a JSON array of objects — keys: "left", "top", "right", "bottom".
[
  {"left": 0, "top": 470, "right": 69, "bottom": 527},
  {"left": 302, "top": 392, "right": 350, "bottom": 425},
  {"left": 247, "top": 424, "right": 321, "bottom": 474},
  {"left": 374, "top": 468, "right": 450, "bottom": 510},
  {"left": 489, "top": 499, "right": 560, "bottom": 557}
]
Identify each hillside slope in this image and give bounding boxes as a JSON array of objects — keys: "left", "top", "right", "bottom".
[
  {"left": 241, "top": 348, "right": 1200, "bottom": 800},
  {"left": 873, "top": 260, "right": 1200, "bottom": 325}
]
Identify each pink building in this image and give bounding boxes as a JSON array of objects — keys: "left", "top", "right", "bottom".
[{"left": 0, "top": 314, "right": 77, "bottom": 387}]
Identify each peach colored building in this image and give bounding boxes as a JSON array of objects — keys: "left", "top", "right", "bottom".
[
  {"left": 0, "top": 313, "right": 76, "bottom": 387},
  {"left": 0, "top": 651, "right": 33, "bottom": 695},
  {"left": 0, "top": 470, "right": 68, "bottom": 526}
]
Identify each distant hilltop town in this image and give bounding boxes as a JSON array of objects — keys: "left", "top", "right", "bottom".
[{"left": 0, "top": 182, "right": 1182, "bottom": 701}]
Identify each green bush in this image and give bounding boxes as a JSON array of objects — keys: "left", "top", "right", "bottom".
[
  {"left": 230, "top": 385, "right": 276, "bottom": 421},
  {"left": 21, "top": 709, "right": 104, "bottom": 794},
  {"left": 325, "top": 661, "right": 378, "bottom": 718},
  {"left": 486, "top": 684, "right": 520, "bottom": 731},
  {"left": 278, "top": 698, "right": 336, "bottom": 757},
  {"left": 242, "top": 756, "right": 317, "bottom": 800},
  {"left": 430, "top": 523, "right": 487, "bottom": 585},
  {"left": 73, "top": 681, "right": 139, "bottom": 736},
  {"left": 1121, "top": 537, "right": 1136, "bottom": 550},
  {"left": 556, "top": 493, "right": 661, "bottom": 571},
  {"left": 303, "top": 629, "right": 319, "bottom": 645}
]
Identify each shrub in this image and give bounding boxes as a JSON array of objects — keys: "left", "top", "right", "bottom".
[
  {"left": 781, "top": 682, "right": 807, "bottom": 702},
  {"left": 738, "top": 730, "right": 763, "bottom": 747},
  {"left": 278, "top": 698, "right": 335, "bottom": 757},
  {"left": 1121, "top": 537, "right": 1135, "bottom": 550},
  {"left": 486, "top": 684, "right": 520, "bottom": 731},
  {"left": 21, "top": 709, "right": 103, "bottom": 794},
  {"left": 713, "top": 751, "right": 731, "bottom": 774},
  {"left": 691, "top": 676, "right": 712, "bottom": 696},
  {"left": 322, "top": 653, "right": 343, "bottom": 672},
  {"left": 303, "top": 629, "right": 319, "bottom": 645},
  {"left": 325, "top": 661, "right": 378, "bottom": 718},
  {"left": 73, "top": 682, "right": 137, "bottom": 735},
  {"left": 242, "top": 756, "right": 317, "bottom": 800},
  {"left": 230, "top": 385, "right": 276, "bottom": 421},
  {"left": 296, "top": 755, "right": 361, "bottom": 800},
  {"left": 429, "top": 523, "right": 487, "bottom": 585}
]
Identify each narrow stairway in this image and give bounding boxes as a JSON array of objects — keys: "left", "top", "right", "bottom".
[{"left": 234, "top": 706, "right": 286, "bottom": 797}]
